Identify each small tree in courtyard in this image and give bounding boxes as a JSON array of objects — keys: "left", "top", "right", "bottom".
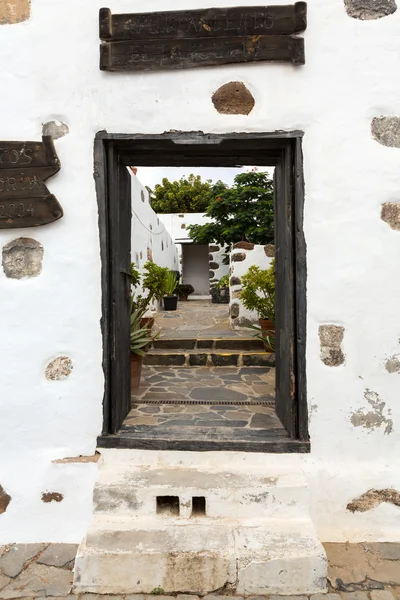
[
  {"left": 149, "top": 174, "right": 213, "bottom": 213},
  {"left": 187, "top": 171, "right": 274, "bottom": 246}
]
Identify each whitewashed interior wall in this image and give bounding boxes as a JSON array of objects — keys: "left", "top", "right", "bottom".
[
  {"left": 0, "top": 0, "right": 400, "bottom": 544},
  {"left": 229, "top": 244, "right": 274, "bottom": 328}
]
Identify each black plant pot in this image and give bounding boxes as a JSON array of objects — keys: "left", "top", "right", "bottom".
[{"left": 163, "top": 295, "right": 178, "bottom": 311}]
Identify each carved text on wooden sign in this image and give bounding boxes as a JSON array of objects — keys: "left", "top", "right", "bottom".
[
  {"left": 0, "top": 137, "right": 63, "bottom": 229},
  {"left": 99, "top": 4, "right": 307, "bottom": 71}
]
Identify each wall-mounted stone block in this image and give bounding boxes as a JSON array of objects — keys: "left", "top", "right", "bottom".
[
  {"left": 209, "top": 270, "right": 215, "bottom": 279},
  {"left": 141, "top": 190, "right": 145, "bottom": 202},
  {"left": 209, "top": 261, "right": 219, "bottom": 269},
  {"left": 209, "top": 245, "right": 220, "bottom": 252},
  {"left": 231, "top": 252, "right": 246, "bottom": 262},
  {"left": 45, "top": 356, "right": 73, "bottom": 381},
  {"left": 371, "top": 116, "right": 400, "bottom": 147},
  {"left": 212, "top": 81, "right": 255, "bottom": 115},
  {"left": 233, "top": 241, "right": 255, "bottom": 250},
  {"left": 232, "top": 290, "right": 241, "bottom": 299},
  {"left": 344, "top": 0, "right": 397, "bottom": 19},
  {"left": 42, "top": 120, "right": 69, "bottom": 140},
  {"left": 386, "top": 354, "right": 400, "bottom": 373},
  {"left": 2, "top": 238, "right": 43, "bottom": 279},
  {"left": 181, "top": 224, "right": 186, "bottom": 229},
  {"left": 264, "top": 244, "right": 275, "bottom": 257},
  {"left": 381, "top": 202, "right": 400, "bottom": 230},
  {"left": 319, "top": 325, "right": 345, "bottom": 367},
  {"left": 0, "top": 484, "right": 11, "bottom": 514},
  {"left": 230, "top": 276, "right": 241, "bottom": 286},
  {"left": 42, "top": 492, "right": 63, "bottom": 503},
  {"left": 0, "top": 0, "right": 30, "bottom": 24},
  {"left": 147, "top": 247, "right": 153, "bottom": 261},
  {"left": 230, "top": 303, "right": 240, "bottom": 318}
]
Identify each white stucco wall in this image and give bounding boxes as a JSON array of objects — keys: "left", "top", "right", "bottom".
[
  {"left": 0, "top": 0, "right": 400, "bottom": 544},
  {"left": 130, "top": 173, "right": 179, "bottom": 312},
  {"left": 229, "top": 245, "right": 273, "bottom": 327}
]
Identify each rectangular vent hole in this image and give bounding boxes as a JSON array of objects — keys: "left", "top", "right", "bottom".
[
  {"left": 192, "top": 496, "right": 206, "bottom": 517},
  {"left": 156, "top": 496, "right": 180, "bottom": 516}
]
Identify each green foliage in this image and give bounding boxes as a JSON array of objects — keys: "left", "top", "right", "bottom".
[
  {"left": 130, "top": 308, "right": 158, "bottom": 356},
  {"left": 151, "top": 588, "right": 165, "bottom": 596},
  {"left": 130, "top": 261, "right": 168, "bottom": 312},
  {"left": 149, "top": 174, "right": 212, "bottom": 213},
  {"left": 164, "top": 270, "right": 178, "bottom": 295},
  {"left": 215, "top": 274, "right": 229, "bottom": 288},
  {"left": 248, "top": 323, "right": 275, "bottom": 352},
  {"left": 187, "top": 171, "right": 274, "bottom": 246},
  {"left": 240, "top": 260, "right": 275, "bottom": 321}
]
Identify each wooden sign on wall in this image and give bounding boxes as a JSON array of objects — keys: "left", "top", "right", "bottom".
[
  {"left": 99, "top": 3, "right": 307, "bottom": 72},
  {"left": 0, "top": 136, "right": 63, "bottom": 229}
]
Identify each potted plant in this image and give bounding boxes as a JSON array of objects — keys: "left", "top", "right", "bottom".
[
  {"left": 176, "top": 283, "right": 194, "bottom": 301},
  {"left": 130, "top": 308, "right": 159, "bottom": 390},
  {"left": 240, "top": 261, "right": 275, "bottom": 351},
  {"left": 130, "top": 261, "right": 168, "bottom": 329},
  {"left": 211, "top": 274, "right": 230, "bottom": 304},
  {"left": 163, "top": 270, "right": 179, "bottom": 311}
]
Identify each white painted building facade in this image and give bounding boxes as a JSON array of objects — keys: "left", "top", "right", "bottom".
[{"left": 0, "top": 0, "right": 400, "bottom": 565}]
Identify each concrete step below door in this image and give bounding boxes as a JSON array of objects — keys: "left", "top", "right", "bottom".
[
  {"left": 153, "top": 337, "right": 265, "bottom": 351},
  {"left": 73, "top": 516, "right": 327, "bottom": 596},
  {"left": 144, "top": 349, "right": 275, "bottom": 367}
]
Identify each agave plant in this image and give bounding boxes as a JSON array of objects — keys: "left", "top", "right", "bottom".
[
  {"left": 248, "top": 323, "right": 276, "bottom": 352},
  {"left": 130, "top": 308, "right": 158, "bottom": 356}
]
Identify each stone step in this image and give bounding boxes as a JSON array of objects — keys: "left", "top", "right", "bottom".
[
  {"left": 154, "top": 337, "right": 265, "bottom": 351},
  {"left": 93, "top": 464, "right": 309, "bottom": 519},
  {"left": 73, "top": 516, "right": 327, "bottom": 595},
  {"left": 144, "top": 349, "right": 275, "bottom": 367}
]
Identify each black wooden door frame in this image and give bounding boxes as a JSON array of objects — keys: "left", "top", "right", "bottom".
[{"left": 94, "top": 130, "right": 309, "bottom": 449}]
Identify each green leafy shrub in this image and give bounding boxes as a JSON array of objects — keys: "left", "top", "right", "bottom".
[
  {"left": 240, "top": 261, "right": 275, "bottom": 321},
  {"left": 215, "top": 274, "right": 229, "bottom": 288},
  {"left": 130, "top": 261, "right": 168, "bottom": 313}
]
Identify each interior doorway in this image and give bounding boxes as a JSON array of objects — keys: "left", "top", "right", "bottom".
[
  {"left": 181, "top": 244, "right": 210, "bottom": 296},
  {"left": 95, "top": 131, "right": 308, "bottom": 453}
]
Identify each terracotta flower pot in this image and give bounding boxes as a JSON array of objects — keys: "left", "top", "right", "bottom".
[
  {"left": 140, "top": 317, "right": 154, "bottom": 330},
  {"left": 130, "top": 353, "right": 144, "bottom": 391},
  {"left": 259, "top": 318, "right": 275, "bottom": 352}
]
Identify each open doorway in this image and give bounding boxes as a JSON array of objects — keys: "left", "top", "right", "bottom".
[
  {"left": 181, "top": 244, "right": 210, "bottom": 296},
  {"left": 95, "top": 132, "right": 308, "bottom": 452}
]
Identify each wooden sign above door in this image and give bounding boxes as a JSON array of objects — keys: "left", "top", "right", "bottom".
[
  {"left": 99, "top": 3, "right": 307, "bottom": 72},
  {"left": 0, "top": 136, "right": 63, "bottom": 229}
]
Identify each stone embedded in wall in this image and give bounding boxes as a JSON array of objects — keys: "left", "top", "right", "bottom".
[
  {"left": 208, "top": 253, "right": 213, "bottom": 261},
  {"left": 45, "top": 356, "right": 73, "bottom": 381},
  {"left": 232, "top": 290, "right": 241, "bottom": 299},
  {"left": 209, "top": 270, "right": 215, "bottom": 279},
  {"left": 0, "top": 484, "right": 11, "bottom": 514},
  {"left": 350, "top": 389, "right": 393, "bottom": 435},
  {"left": 42, "top": 492, "right": 64, "bottom": 503},
  {"left": 42, "top": 120, "right": 69, "bottom": 140},
  {"left": 371, "top": 116, "right": 400, "bottom": 148},
  {"left": 212, "top": 81, "right": 255, "bottom": 115},
  {"left": 209, "top": 245, "right": 220, "bottom": 252},
  {"left": 230, "top": 303, "right": 240, "bottom": 318},
  {"left": 344, "top": 0, "right": 397, "bottom": 20},
  {"left": 0, "top": 0, "right": 30, "bottom": 24},
  {"left": 141, "top": 190, "right": 145, "bottom": 202},
  {"left": 52, "top": 453, "right": 100, "bottom": 464},
  {"left": 230, "top": 276, "right": 241, "bottom": 286},
  {"left": 233, "top": 241, "right": 255, "bottom": 250},
  {"left": 381, "top": 202, "right": 400, "bottom": 231},
  {"left": 319, "top": 325, "right": 345, "bottom": 367},
  {"left": 264, "top": 244, "right": 275, "bottom": 257},
  {"left": 231, "top": 252, "right": 246, "bottom": 262},
  {"left": 209, "top": 261, "right": 219, "bottom": 270},
  {"left": 2, "top": 237, "right": 44, "bottom": 279},
  {"left": 161, "top": 241, "right": 164, "bottom": 251},
  {"left": 347, "top": 489, "right": 400, "bottom": 512},
  {"left": 147, "top": 247, "right": 153, "bottom": 261},
  {"left": 385, "top": 354, "right": 400, "bottom": 373},
  {"left": 181, "top": 224, "right": 186, "bottom": 229}
]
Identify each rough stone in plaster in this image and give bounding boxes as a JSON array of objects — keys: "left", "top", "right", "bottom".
[
  {"left": 41, "top": 492, "right": 64, "bottom": 503},
  {"left": 319, "top": 325, "right": 345, "bottom": 367},
  {"left": 230, "top": 303, "right": 240, "bottom": 318},
  {"left": 2, "top": 238, "right": 43, "bottom": 279},
  {"left": 385, "top": 354, "right": 400, "bottom": 373},
  {"left": 209, "top": 270, "right": 215, "bottom": 278},
  {"left": 350, "top": 389, "right": 393, "bottom": 435},
  {"left": 42, "top": 120, "right": 69, "bottom": 140},
  {"left": 181, "top": 224, "right": 186, "bottom": 229},
  {"left": 209, "top": 245, "right": 220, "bottom": 252},
  {"left": 0, "top": 0, "right": 30, "bottom": 24},
  {"left": 212, "top": 81, "right": 255, "bottom": 115},
  {"left": 233, "top": 241, "right": 255, "bottom": 250},
  {"left": 209, "top": 261, "right": 219, "bottom": 269},
  {"left": 208, "top": 253, "right": 213, "bottom": 261},
  {"left": 371, "top": 117, "right": 400, "bottom": 147},
  {"left": 230, "top": 276, "right": 241, "bottom": 286},
  {"left": 45, "top": 356, "right": 73, "bottom": 381},
  {"left": 147, "top": 247, "right": 153, "bottom": 262},
  {"left": 344, "top": 0, "right": 397, "bottom": 19},
  {"left": 234, "top": 316, "right": 254, "bottom": 328},
  {"left": 231, "top": 252, "right": 246, "bottom": 262},
  {"left": 0, "top": 485, "right": 11, "bottom": 514},
  {"left": 141, "top": 190, "right": 145, "bottom": 202},
  {"left": 52, "top": 453, "right": 100, "bottom": 463},
  {"left": 232, "top": 290, "right": 241, "bottom": 299},
  {"left": 264, "top": 244, "right": 275, "bottom": 257},
  {"left": 381, "top": 202, "right": 400, "bottom": 230},
  {"left": 347, "top": 489, "right": 400, "bottom": 512}
]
